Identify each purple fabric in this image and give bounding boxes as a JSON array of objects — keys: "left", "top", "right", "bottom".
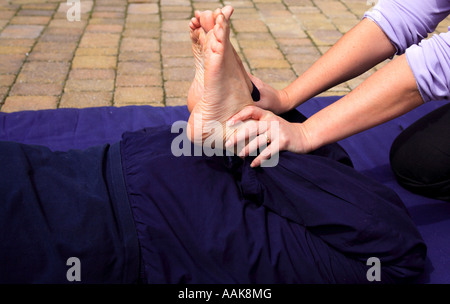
[
  {"left": 364, "top": 0, "right": 450, "bottom": 102},
  {"left": 406, "top": 31, "right": 450, "bottom": 102},
  {"left": 0, "top": 99, "right": 450, "bottom": 283}
]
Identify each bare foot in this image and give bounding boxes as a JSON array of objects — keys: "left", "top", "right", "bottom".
[
  {"left": 187, "top": 11, "right": 209, "bottom": 112},
  {"left": 187, "top": 11, "right": 255, "bottom": 147},
  {"left": 187, "top": 6, "right": 254, "bottom": 113}
]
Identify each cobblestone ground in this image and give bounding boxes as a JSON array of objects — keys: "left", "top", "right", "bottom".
[{"left": 0, "top": 0, "right": 448, "bottom": 112}]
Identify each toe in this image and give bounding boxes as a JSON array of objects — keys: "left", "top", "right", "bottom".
[
  {"left": 213, "top": 14, "right": 229, "bottom": 42},
  {"left": 200, "top": 10, "right": 215, "bottom": 32},
  {"left": 221, "top": 6, "right": 234, "bottom": 20}
]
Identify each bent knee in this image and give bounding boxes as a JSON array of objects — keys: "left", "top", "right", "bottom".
[{"left": 390, "top": 134, "right": 450, "bottom": 201}]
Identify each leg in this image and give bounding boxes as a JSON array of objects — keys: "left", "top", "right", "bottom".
[
  {"left": 187, "top": 6, "right": 254, "bottom": 112},
  {"left": 187, "top": 10, "right": 256, "bottom": 145},
  {"left": 390, "top": 103, "right": 450, "bottom": 201}
]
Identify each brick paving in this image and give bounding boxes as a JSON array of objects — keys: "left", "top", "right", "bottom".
[{"left": 0, "top": 0, "right": 448, "bottom": 112}]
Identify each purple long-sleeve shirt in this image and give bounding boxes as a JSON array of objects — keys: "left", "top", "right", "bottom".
[{"left": 364, "top": 0, "right": 450, "bottom": 102}]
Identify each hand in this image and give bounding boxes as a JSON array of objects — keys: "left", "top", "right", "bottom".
[
  {"left": 248, "top": 74, "right": 291, "bottom": 115},
  {"left": 225, "top": 106, "right": 313, "bottom": 167}
]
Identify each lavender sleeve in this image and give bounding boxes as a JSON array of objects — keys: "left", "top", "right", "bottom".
[
  {"left": 364, "top": 0, "right": 450, "bottom": 102},
  {"left": 364, "top": 0, "right": 450, "bottom": 54},
  {"left": 406, "top": 31, "right": 450, "bottom": 102}
]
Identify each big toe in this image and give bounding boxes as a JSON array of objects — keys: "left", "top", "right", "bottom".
[
  {"left": 221, "top": 6, "right": 234, "bottom": 20},
  {"left": 199, "top": 10, "right": 215, "bottom": 32}
]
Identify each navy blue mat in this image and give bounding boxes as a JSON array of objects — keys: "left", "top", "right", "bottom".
[{"left": 0, "top": 96, "right": 449, "bottom": 283}]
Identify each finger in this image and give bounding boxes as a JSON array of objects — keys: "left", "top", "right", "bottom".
[
  {"left": 247, "top": 73, "right": 263, "bottom": 88},
  {"left": 226, "top": 119, "right": 269, "bottom": 150},
  {"left": 250, "top": 144, "right": 276, "bottom": 168},
  {"left": 238, "top": 133, "right": 270, "bottom": 158},
  {"left": 228, "top": 106, "right": 265, "bottom": 126}
]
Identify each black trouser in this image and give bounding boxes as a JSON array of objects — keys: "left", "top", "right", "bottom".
[{"left": 390, "top": 103, "right": 450, "bottom": 202}]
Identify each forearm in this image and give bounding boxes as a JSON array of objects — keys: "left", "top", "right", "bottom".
[
  {"left": 301, "top": 54, "right": 423, "bottom": 152},
  {"left": 282, "top": 18, "right": 396, "bottom": 109}
]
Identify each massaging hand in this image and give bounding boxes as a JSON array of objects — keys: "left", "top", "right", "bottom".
[
  {"left": 248, "top": 74, "right": 291, "bottom": 115},
  {"left": 225, "top": 105, "right": 313, "bottom": 167}
]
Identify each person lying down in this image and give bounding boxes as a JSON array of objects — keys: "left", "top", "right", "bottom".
[{"left": 0, "top": 7, "right": 426, "bottom": 284}]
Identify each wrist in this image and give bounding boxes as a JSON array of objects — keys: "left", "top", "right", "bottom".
[
  {"left": 276, "top": 88, "right": 292, "bottom": 113},
  {"left": 293, "top": 122, "right": 315, "bottom": 154}
]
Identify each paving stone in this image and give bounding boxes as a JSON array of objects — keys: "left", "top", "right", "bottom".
[
  {"left": 33, "top": 42, "right": 78, "bottom": 53},
  {"left": 232, "top": 19, "right": 268, "bottom": 33},
  {"left": 64, "top": 79, "right": 115, "bottom": 92},
  {"left": 165, "top": 97, "right": 187, "bottom": 106},
  {"left": 128, "top": 3, "right": 159, "bottom": 14},
  {"left": 2, "top": 96, "right": 58, "bottom": 113},
  {"left": 164, "top": 81, "right": 190, "bottom": 98},
  {"left": 68, "top": 69, "right": 116, "bottom": 80},
  {"left": 60, "top": 91, "right": 113, "bottom": 108},
  {"left": 252, "top": 68, "right": 297, "bottom": 83},
  {"left": 114, "top": 86, "right": 164, "bottom": 105},
  {"left": 72, "top": 56, "right": 117, "bottom": 69},
  {"left": 0, "top": 54, "right": 25, "bottom": 74},
  {"left": 21, "top": 3, "right": 58, "bottom": 10},
  {"left": 17, "top": 9, "right": 54, "bottom": 16},
  {"left": 10, "top": 16, "right": 51, "bottom": 25},
  {"left": 162, "top": 57, "right": 196, "bottom": 68},
  {"left": 162, "top": 20, "right": 190, "bottom": 32},
  {"left": 120, "top": 37, "right": 159, "bottom": 53},
  {"left": 119, "top": 51, "right": 160, "bottom": 62},
  {"left": 48, "top": 19, "right": 87, "bottom": 29},
  {"left": 75, "top": 47, "right": 119, "bottom": 56},
  {"left": 89, "top": 18, "right": 125, "bottom": 25},
  {"left": 0, "top": 24, "right": 44, "bottom": 39},
  {"left": 122, "top": 28, "right": 160, "bottom": 38},
  {"left": 94, "top": 6, "right": 127, "bottom": 13},
  {"left": 248, "top": 59, "right": 291, "bottom": 69},
  {"left": 0, "top": 74, "right": 16, "bottom": 87},
  {"left": 116, "top": 74, "right": 162, "bottom": 87},
  {"left": 308, "top": 29, "right": 343, "bottom": 46},
  {"left": 0, "top": 86, "right": 8, "bottom": 103},
  {"left": 91, "top": 12, "right": 125, "bottom": 19},
  {"left": 28, "top": 51, "right": 74, "bottom": 62},
  {"left": 0, "top": 46, "right": 31, "bottom": 55},
  {"left": 85, "top": 24, "right": 124, "bottom": 33},
  {"left": 126, "top": 15, "right": 160, "bottom": 24},
  {"left": 10, "top": 83, "right": 63, "bottom": 96},
  {"left": 117, "top": 61, "right": 161, "bottom": 76},
  {"left": 79, "top": 33, "right": 121, "bottom": 48},
  {"left": 16, "top": 61, "right": 70, "bottom": 84},
  {"left": 163, "top": 67, "right": 195, "bottom": 81}
]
